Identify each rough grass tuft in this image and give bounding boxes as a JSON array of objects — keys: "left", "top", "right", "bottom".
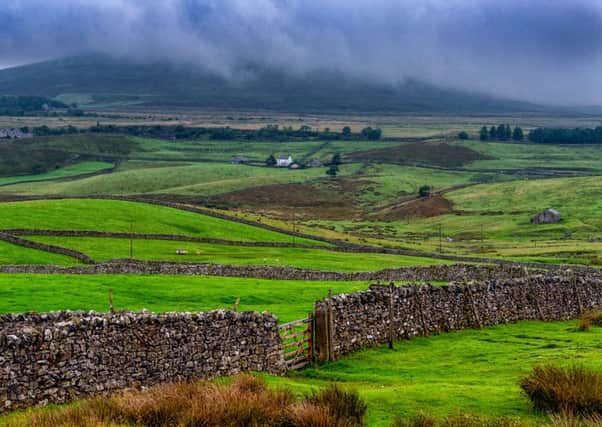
[
  {"left": 520, "top": 365, "right": 602, "bottom": 416},
  {"left": 578, "top": 309, "right": 602, "bottom": 332},
  {"left": 12, "top": 374, "right": 367, "bottom": 427},
  {"left": 390, "top": 413, "right": 528, "bottom": 427}
]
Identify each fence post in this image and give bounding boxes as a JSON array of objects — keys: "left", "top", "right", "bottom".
[
  {"left": 314, "top": 302, "right": 330, "bottom": 363},
  {"left": 307, "top": 311, "right": 315, "bottom": 363},
  {"left": 388, "top": 283, "right": 395, "bottom": 350}
]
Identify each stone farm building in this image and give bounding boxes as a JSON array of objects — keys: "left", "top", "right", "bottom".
[
  {"left": 0, "top": 128, "right": 31, "bottom": 139},
  {"left": 276, "top": 156, "right": 293, "bottom": 167},
  {"left": 531, "top": 208, "right": 561, "bottom": 224}
]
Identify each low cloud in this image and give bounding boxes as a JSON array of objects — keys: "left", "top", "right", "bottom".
[{"left": 1, "top": 0, "right": 602, "bottom": 105}]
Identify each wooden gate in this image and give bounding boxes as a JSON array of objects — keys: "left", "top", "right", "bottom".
[{"left": 279, "top": 314, "right": 314, "bottom": 370}]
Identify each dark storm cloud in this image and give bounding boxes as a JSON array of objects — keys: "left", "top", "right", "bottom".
[{"left": 1, "top": 0, "right": 601, "bottom": 105}]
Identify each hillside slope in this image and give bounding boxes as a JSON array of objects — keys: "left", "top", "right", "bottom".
[{"left": 0, "top": 55, "right": 546, "bottom": 114}]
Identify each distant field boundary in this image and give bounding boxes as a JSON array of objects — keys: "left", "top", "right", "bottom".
[
  {"left": 0, "top": 261, "right": 581, "bottom": 282},
  {"left": 0, "top": 195, "right": 600, "bottom": 270},
  {"left": 0, "top": 232, "right": 93, "bottom": 264},
  {"left": 3, "top": 229, "right": 333, "bottom": 250}
]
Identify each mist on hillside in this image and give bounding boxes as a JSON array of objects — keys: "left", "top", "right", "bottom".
[{"left": 1, "top": 0, "right": 602, "bottom": 106}]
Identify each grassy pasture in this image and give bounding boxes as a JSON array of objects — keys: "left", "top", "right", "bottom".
[
  {"left": 310, "top": 175, "right": 602, "bottom": 264},
  {"left": 458, "top": 139, "right": 602, "bottom": 172},
  {"left": 26, "top": 236, "right": 448, "bottom": 271},
  {"left": 0, "top": 274, "right": 372, "bottom": 323},
  {"left": 0, "top": 161, "right": 113, "bottom": 186},
  {"left": 0, "top": 162, "right": 361, "bottom": 196},
  {"left": 0, "top": 241, "right": 79, "bottom": 266},
  {"left": 0, "top": 199, "right": 323, "bottom": 245},
  {"left": 270, "top": 320, "right": 602, "bottom": 426}
]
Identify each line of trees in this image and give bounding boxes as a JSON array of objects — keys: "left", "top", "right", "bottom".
[
  {"left": 479, "top": 124, "right": 524, "bottom": 141},
  {"left": 31, "top": 124, "right": 383, "bottom": 142},
  {"left": 528, "top": 127, "right": 602, "bottom": 144}
]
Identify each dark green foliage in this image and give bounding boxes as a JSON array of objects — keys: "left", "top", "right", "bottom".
[
  {"left": 331, "top": 153, "right": 342, "bottom": 166},
  {"left": 0, "top": 95, "right": 67, "bottom": 116},
  {"left": 266, "top": 154, "right": 277, "bottom": 167},
  {"left": 520, "top": 365, "right": 602, "bottom": 416},
  {"left": 360, "top": 127, "right": 382, "bottom": 140},
  {"left": 528, "top": 127, "right": 602, "bottom": 144},
  {"left": 418, "top": 185, "right": 432, "bottom": 197},
  {"left": 489, "top": 126, "right": 497, "bottom": 140},
  {"left": 512, "top": 126, "right": 524, "bottom": 141},
  {"left": 31, "top": 123, "right": 383, "bottom": 142},
  {"left": 308, "top": 384, "right": 367, "bottom": 426},
  {"left": 457, "top": 131, "right": 469, "bottom": 140},
  {"left": 479, "top": 126, "right": 489, "bottom": 141},
  {"left": 326, "top": 164, "right": 339, "bottom": 176},
  {"left": 342, "top": 126, "right": 352, "bottom": 137}
]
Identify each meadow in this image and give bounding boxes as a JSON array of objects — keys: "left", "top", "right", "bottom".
[
  {"left": 25, "top": 236, "right": 448, "bottom": 271},
  {"left": 271, "top": 320, "right": 602, "bottom": 426},
  {"left": 0, "top": 241, "right": 79, "bottom": 266},
  {"left": 0, "top": 161, "right": 113, "bottom": 186},
  {"left": 0, "top": 199, "right": 323, "bottom": 245},
  {"left": 0, "top": 274, "right": 372, "bottom": 323},
  {"left": 0, "top": 120, "right": 602, "bottom": 425}
]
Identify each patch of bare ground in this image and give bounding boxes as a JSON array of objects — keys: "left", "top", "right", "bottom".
[
  {"left": 349, "top": 141, "right": 492, "bottom": 167},
  {"left": 373, "top": 195, "right": 454, "bottom": 221},
  {"left": 209, "top": 178, "right": 368, "bottom": 220}
]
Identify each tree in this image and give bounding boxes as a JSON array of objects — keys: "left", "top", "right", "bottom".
[
  {"left": 505, "top": 124, "right": 512, "bottom": 140},
  {"left": 497, "top": 124, "right": 507, "bottom": 140},
  {"left": 489, "top": 126, "right": 497, "bottom": 140},
  {"left": 342, "top": 126, "right": 352, "bottom": 138},
  {"left": 331, "top": 153, "right": 342, "bottom": 166},
  {"left": 512, "top": 126, "right": 524, "bottom": 141},
  {"left": 326, "top": 164, "right": 339, "bottom": 177},
  {"left": 418, "top": 185, "right": 431, "bottom": 198},
  {"left": 266, "top": 154, "right": 276, "bottom": 167},
  {"left": 361, "top": 127, "right": 382, "bottom": 141},
  {"left": 479, "top": 126, "right": 489, "bottom": 141},
  {"left": 457, "top": 131, "right": 469, "bottom": 140}
]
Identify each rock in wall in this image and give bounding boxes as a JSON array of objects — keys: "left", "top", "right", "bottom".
[{"left": 0, "top": 310, "right": 285, "bottom": 412}]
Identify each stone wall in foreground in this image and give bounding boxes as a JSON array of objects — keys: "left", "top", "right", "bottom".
[
  {"left": 0, "top": 310, "right": 285, "bottom": 412},
  {"left": 315, "top": 274, "right": 602, "bottom": 359}
]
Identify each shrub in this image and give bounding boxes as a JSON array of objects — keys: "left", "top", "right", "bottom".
[
  {"left": 520, "top": 365, "right": 602, "bottom": 416},
  {"left": 457, "top": 131, "right": 470, "bottom": 140},
  {"left": 307, "top": 384, "right": 367, "bottom": 426},
  {"left": 391, "top": 414, "right": 528, "bottom": 427},
  {"left": 578, "top": 309, "right": 602, "bottom": 332},
  {"left": 16, "top": 375, "right": 367, "bottom": 427}
]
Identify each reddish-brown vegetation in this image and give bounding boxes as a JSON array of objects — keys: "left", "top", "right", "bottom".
[
  {"left": 12, "top": 375, "right": 366, "bottom": 427},
  {"left": 349, "top": 142, "right": 490, "bottom": 168}
]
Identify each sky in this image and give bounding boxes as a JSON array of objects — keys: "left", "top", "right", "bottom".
[{"left": 1, "top": 0, "right": 602, "bottom": 106}]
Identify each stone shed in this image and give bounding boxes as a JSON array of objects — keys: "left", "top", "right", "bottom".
[{"left": 530, "top": 208, "right": 561, "bottom": 224}]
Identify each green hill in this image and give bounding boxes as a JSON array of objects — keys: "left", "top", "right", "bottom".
[{"left": 0, "top": 55, "right": 546, "bottom": 114}]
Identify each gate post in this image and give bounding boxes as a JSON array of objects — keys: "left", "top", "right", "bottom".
[{"left": 314, "top": 301, "right": 333, "bottom": 362}]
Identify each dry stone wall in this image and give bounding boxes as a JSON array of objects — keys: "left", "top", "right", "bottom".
[
  {"left": 316, "top": 273, "right": 602, "bottom": 359},
  {"left": 0, "top": 310, "right": 285, "bottom": 412},
  {"left": 0, "top": 261, "right": 560, "bottom": 282}
]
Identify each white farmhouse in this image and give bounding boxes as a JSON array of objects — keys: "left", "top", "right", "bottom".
[{"left": 276, "top": 155, "right": 293, "bottom": 167}]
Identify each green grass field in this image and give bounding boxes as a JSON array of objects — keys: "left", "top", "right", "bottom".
[
  {"left": 26, "top": 236, "right": 448, "bottom": 271},
  {"left": 269, "top": 320, "right": 602, "bottom": 426},
  {"left": 0, "top": 199, "right": 322, "bottom": 245},
  {"left": 0, "top": 161, "right": 113, "bottom": 186},
  {"left": 0, "top": 274, "right": 372, "bottom": 323},
  {"left": 0, "top": 162, "right": 361, "bottom": 196},
  {"left": 0, "top": 241, "right": 79, "bottom": 265}
]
